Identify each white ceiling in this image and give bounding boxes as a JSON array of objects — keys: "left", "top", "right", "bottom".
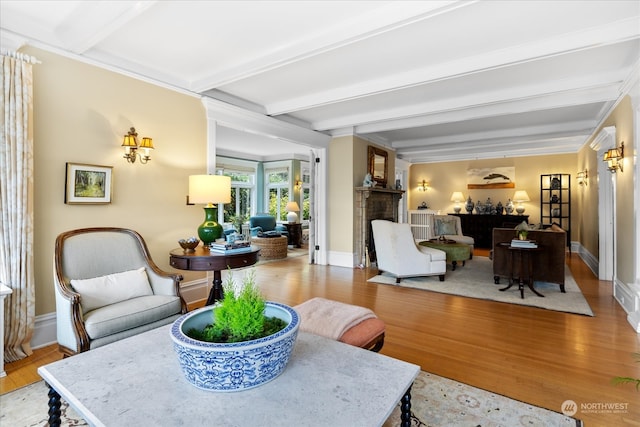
[{"left": 2, "top": 1, "right": 639, "bottom": 163}]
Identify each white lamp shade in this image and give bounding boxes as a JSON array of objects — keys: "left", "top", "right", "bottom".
[
  {"left": 450, "top": 192, "right": 464, "bottom": 202},
  {"left": 513, "top": 190, "right": 530, "bottom": 202},
  {"left": 189, "top": 175, "right": 231, "bottom": 205},
  {"left": 285, "top": 201, "right": 300, "bottom": 212}
]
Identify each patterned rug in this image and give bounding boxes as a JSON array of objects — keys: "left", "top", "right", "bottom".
[
  {"left": 368, "top": 256, "right": 594, "bottom": 316},
  {"left": 1, "top": 371, "right": 581, "bottom": 426}
]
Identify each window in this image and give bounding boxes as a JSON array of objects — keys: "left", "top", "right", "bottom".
[
  {"left": 217, "top": 169, "right": 254, "bottom": 226},
  {"left": 265, "top": 167, "right": 289, "bottom": 221},
  {"left": 301, "top": 164, "right": 311, "bottom": 221}
]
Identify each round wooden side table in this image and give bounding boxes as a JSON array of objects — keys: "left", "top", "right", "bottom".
[{"left": 169, "top": 246, "right": 260, "bottom": 305}]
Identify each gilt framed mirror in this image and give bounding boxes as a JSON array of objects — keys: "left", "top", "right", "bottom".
[{"left": 368, "top": 146, "right": 388, "bottom": 188}]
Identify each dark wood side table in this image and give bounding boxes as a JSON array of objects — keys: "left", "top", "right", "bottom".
[
  {"left": 497, "top": 243, "right": 544, "bottom": 299},
  {"left": 169, "top": 246, "right": 260, "bottom": 305},
  {"left": 284, "top": 223, "right": 303, "bottom": 248}
]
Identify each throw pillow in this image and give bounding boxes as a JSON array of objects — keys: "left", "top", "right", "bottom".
[
  {"left": 436, "top": 219, "right": 457, "bottom": 236},
  {"left": 70, "top": 267, "right": 153, "bottom": 313}
]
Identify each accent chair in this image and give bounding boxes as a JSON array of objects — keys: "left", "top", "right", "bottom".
[
  {"left": 371, "top": 220, "right": 446, "bottom": 283},
  {"left": 54, "top": 227, "right": 186, "bottom": 356}
]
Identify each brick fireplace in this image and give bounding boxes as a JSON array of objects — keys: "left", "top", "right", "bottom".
[{"left": 355, "top": 186, "right": 404, "bottom": 266}]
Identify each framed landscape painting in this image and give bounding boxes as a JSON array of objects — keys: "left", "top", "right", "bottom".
[
  {"left": 65, "top": 163, "right": 113, "bottom": 204},
  {"left": 467, "top": 166, "right": 515, "bottom": 189}
]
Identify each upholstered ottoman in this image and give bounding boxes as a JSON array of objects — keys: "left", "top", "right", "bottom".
[
  {"left": 294, "top": 297, "right": 385, "bottom": 352},
  {"left": 252, "top": 235, "right": 288, "bottom": 259}
]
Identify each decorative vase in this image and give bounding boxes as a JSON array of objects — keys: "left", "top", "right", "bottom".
[
  {"left": 465, "top": 196, "right": 474, "bottom": 214},
  {"left": 505, "top": 199, "right": 514, "bottom": 215},
  {"left": 170, "top": 302, "right": 299, "bottom": 392}
]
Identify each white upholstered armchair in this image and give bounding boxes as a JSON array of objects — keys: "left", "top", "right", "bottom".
[
  {"left": 54, "top": 228, "right": 186, "bottom": 356},
  {"left": 371, "top": 220, "right": 446, "bottom": 283}
]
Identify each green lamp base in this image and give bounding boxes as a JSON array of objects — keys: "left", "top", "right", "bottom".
[{"left": 197, "top": 206, "right": 223, "bottom": 246}]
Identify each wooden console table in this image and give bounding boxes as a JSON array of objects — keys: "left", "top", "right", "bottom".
[
  {"left": 451, "top": 214, "right": 528, "bottom": 248},
  {"left": 169, "top": 246, "right": 260, "bottom": 305}
]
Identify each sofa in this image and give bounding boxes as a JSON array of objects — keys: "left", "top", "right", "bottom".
[{"left": 492, "top": 225, "right": 567, "bottom": 292}]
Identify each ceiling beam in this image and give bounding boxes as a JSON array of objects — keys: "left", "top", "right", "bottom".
[
  {"left": 321, "top": 82, "right": 620, "bottom": 133},
  {"left": 189, "top": 1, "right": 474, "bottom": 92},
  {"left": 56, "top": 1, "right": 157, "bottom": 54},
  {"left": 266, "top": 18, "right": 639, "bottom": 116}
]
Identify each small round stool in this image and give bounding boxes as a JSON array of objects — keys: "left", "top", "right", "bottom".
[{"left": 251, "top": 235, "right": 288, "bottom": 259}]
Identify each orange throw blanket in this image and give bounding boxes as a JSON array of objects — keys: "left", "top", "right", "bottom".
[{"left": 294, "top": 297, "right": 376, "bottom": 340}]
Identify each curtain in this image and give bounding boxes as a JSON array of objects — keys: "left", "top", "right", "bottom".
[{"left": 1, "top": 51, "right": 35, "bottom": 362}]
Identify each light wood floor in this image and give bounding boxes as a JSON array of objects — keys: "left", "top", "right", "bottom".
[{"left": 2, "top": 251, "right": 639, "bottom": 426}]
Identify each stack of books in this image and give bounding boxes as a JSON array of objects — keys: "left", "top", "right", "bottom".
[
  {"left": 510, "top": 239, "right": 538, "bottom": 248},
  {"left": 210, "top": 241, "right": 251, "bottom": 254}
]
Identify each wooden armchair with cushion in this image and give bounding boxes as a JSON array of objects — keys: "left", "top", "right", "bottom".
[
  {"left": 431, "top": 215, "right": 475, "bottom": 256},
  {"left": 492, "top": 225, "right": 567, "bottom": 292},
  {"left": 54, "top": 227, "right": 186, "bottom": 356}
]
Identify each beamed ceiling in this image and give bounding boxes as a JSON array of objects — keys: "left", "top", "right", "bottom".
[{"left": 1, "top": 1, "right": 639, "bottom": 162}]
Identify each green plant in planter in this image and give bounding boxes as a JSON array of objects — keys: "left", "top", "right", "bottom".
[
  {"left": 515, "top": 221, "right": 530, "bottom": 240},
  {"left": 230, "top": 214, "right": 248, "bottom": 235},
  {"left": 612, "top": 352, "right": 640, "bottom": 391},
  {"left": 186, "top": 270, "right": 287, "bottom": 343}
]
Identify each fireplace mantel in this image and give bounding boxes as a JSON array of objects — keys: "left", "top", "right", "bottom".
[{"left": 355, "top": 187, "right": 404, "bottom": 267}]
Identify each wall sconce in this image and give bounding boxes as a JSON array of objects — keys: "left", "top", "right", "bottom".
[
  {"left": 294, "top": 180, "right": 302, "bottom": 190},
  {"left": 577, "top": 170, "right": 588, "bottom": 186},
  {"left": 417, "top": 180, "right": 429, "bottom": 192},
  {"left": 122, "top": 127, "right": 154, "bottom": 164},
  {"left": 603, "top": 142, "right": 624, "bottom": 173},
  {"left": 450, "top": 191, "right": 464, "bottom": 213},
  {"left": 513, "top": 190, "right": 530, "bottom": 215}
]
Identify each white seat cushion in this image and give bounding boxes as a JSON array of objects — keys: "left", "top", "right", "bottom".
[{"left": 84, "top": 295, "right": 182, "bottom": 339}]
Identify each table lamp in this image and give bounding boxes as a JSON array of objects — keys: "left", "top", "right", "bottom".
[
  {"left": 513, "top": 190, "right": 530, "bottom": 215},
  {"left": 189, "top": 175, "right": 231, "bottom": 245},
  {"left": 450, "top": 192, "right": 464, "bottom": 214},
  {"left": 286, "top": 201, "right": 300, "bottom": 223}
]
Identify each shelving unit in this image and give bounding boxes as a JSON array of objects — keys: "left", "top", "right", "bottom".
[{"left": 540, "top": 174, "right": 571, "bottom": 248}]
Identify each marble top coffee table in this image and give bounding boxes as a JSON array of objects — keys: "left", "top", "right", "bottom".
[{"left": 38, "top": 324, "right": 419, "bottom": 427}]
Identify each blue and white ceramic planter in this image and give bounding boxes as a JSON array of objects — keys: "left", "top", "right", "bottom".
[{"left": 170, "top": 302, "right": 299, "bottom": 392}]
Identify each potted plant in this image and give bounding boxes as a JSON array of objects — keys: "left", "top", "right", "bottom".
[
  {"left": 230, "top": 214, "right": 248, "bottom": 237},
  {"left": 515, "top": 221, "right": 530, "bottom": 240},
  {"left": 170, "top": 270, "right": 300, "bottom": 392}
]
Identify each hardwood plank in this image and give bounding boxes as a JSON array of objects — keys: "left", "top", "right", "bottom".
[{"left": 2, "top": 252, "right": 638, "bottom": 427}]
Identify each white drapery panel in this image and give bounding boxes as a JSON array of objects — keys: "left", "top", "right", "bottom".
[{"left": 1, "top": 51, "right": 36, "bottom": 362}]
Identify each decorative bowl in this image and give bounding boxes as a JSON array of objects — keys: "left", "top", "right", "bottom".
[
  {"left": 178, "top": 237, "right": 199, "bottom": 251},
  {"left": 170, "top": 302, "right": 299, "bottom": 392}
]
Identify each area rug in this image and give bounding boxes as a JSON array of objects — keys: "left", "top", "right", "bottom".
[
  {"left": 1, "top": 371, "right": 582, "bottom": 427},
  {"left": 368, "top": 256, "right": 594, "bottom": 316}
]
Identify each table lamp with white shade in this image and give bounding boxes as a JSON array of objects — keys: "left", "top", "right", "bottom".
[
  {"left": 513, "top": 190, "right": 530, "bottom": 215},
  {"left": 286, "top": 201, "right": 300, "bottom": 223},
  {"left": 450, "top": 192, "right": 464, "bottom": 214},
  {"left": 188, "top": 175, "right": 231, "bottom": 245}
]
